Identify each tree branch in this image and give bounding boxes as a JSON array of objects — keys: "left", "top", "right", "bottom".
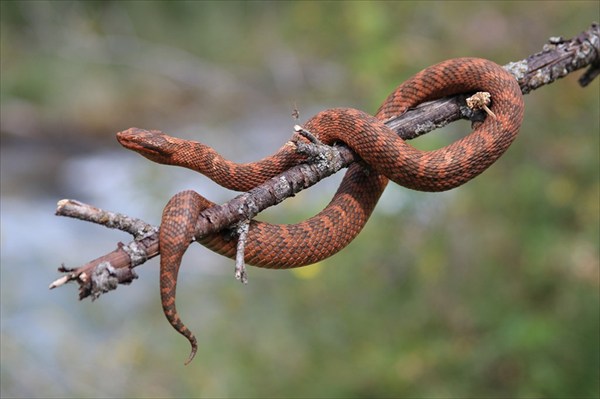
[{"left": 51, "top": 23, "right": 599, "bottom": 300}]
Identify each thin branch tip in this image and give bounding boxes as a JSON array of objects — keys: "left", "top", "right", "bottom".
[
  {"left": 49, "top": 275, "right": 70, "bottom": 290},
  {"left": 234, "top": 220, "right": 250, "bottom": 284}
]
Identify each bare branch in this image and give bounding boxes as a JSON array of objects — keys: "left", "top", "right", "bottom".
[
  {"left": 234, "top": 220, "right": 251, "bottom": 284},
  {"left": 52, "top": 23, "right": 599, "bottom": 299},
  {"left": 56, "top": 199, "right": 157, "bottom": 239}
]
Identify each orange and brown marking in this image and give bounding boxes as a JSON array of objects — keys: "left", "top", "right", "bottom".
[{"left": 117, "top": 58, "right": 524, "bottom": 364}]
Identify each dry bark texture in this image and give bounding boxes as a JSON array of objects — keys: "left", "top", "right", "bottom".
[{"left": 52, "top": 23, "right": 599, "bottom": 300}]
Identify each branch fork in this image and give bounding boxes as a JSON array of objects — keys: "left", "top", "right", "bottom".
[{"left": 52, "top": 23, "right": 599, "bottom": 300}]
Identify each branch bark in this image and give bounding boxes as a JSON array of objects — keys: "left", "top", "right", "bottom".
[{"left": 52, "top": 23, "right": 600, "bottom": 300}]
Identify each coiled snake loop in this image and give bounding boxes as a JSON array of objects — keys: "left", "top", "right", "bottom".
[{"left": 117, "top": 57, "right": 524, "bottom": 364}]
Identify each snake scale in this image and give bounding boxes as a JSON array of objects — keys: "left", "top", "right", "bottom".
[{"left": 117, "top": 57, "right": 524, "bottom": 364}]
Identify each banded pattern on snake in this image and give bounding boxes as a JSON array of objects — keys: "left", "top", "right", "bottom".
[{"left": 117, "top": 57, "right": 524, "bottom": 364}]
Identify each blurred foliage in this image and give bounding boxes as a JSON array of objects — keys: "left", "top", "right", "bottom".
[{"left": 1, "top": 1, "right": 598, "bottom": 398}]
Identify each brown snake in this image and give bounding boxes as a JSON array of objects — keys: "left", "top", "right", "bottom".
[{"left": 117, "top": 58, "right": 524, "bottom": 364}]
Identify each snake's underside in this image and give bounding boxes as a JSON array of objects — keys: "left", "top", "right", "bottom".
[{"left": 117, "top": 57, "right": 524, "bottom": 364}]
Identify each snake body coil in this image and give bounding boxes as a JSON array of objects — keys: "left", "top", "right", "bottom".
[{"left": 117, "top": 57, "right": 524, "bottom": 364}]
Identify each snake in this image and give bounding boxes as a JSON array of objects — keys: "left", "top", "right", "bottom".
[{"left": 116, "top": 57, "right": 524, "bottom": 364}]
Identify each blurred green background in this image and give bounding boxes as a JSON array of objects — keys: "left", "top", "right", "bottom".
[{"left": 1, "top": 1, "right": 598, "bottom": 398}]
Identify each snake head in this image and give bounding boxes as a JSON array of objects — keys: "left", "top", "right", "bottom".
[{"left": 116, "top": 128, "right": 179, "bottom": 165}]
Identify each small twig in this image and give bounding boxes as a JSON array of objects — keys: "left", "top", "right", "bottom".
[
  {"left": 234, "top": 220, "right": 250, "bottom": 284},
  {"left": 292, "top": 125, "right": 342, "bottom": 166},
  {"left": 55, "top": 199, "right": 157, "bottom": 239},
  {"left": 49, "top": 274, "right": 70, "bottom": 290},
  {"left": 466, "top": 92, "right": 496, "bottom": 119},
  {"left": 293, "top": 124, "right": 321, "bottom": 144}
]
